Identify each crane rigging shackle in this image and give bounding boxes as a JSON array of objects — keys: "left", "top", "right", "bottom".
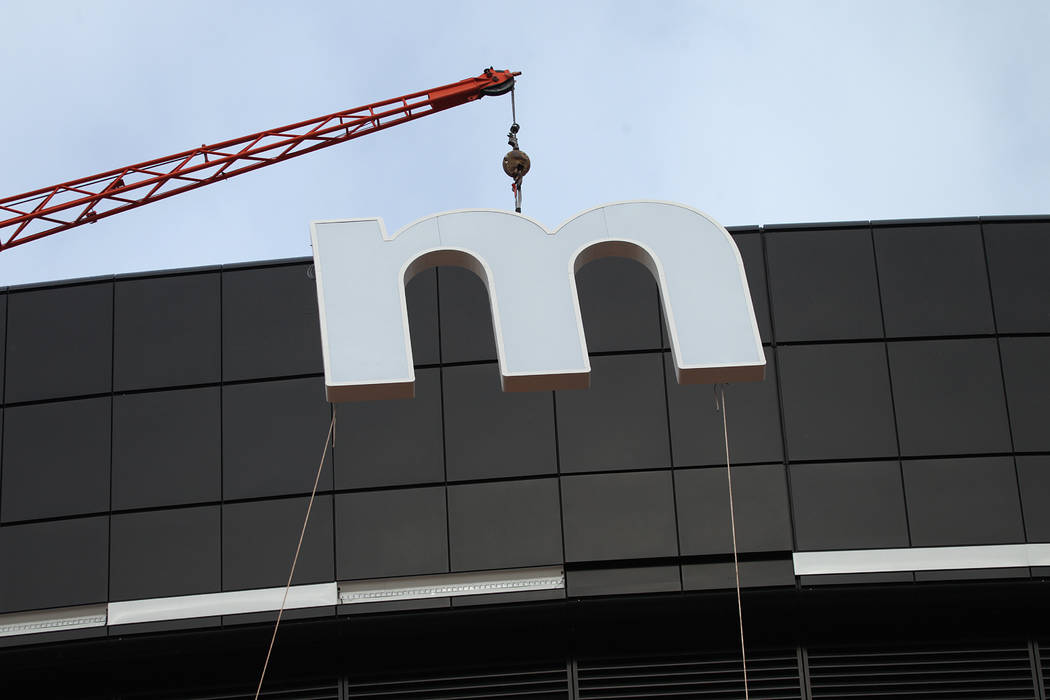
[
  {"left": 0, "top": 68, "right": 521, "bottom": 251},
  {"left": 501, "top": 86, "right": 530, "bottom": 213}
]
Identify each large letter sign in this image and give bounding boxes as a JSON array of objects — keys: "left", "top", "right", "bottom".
[{"left": 310, "top": 201, "right": 765, "bottom": 402}]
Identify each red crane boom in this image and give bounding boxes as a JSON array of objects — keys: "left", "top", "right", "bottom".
[{"left": 0, "top": 68, "right": 519, "bottom": 251}]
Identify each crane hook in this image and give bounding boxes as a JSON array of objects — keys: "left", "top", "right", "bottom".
[{"left": 502, "top": 87, "right": 530, "bottom": 213}]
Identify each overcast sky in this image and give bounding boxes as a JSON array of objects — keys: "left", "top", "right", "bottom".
[{"left": 1, "top": 1, "right": 1047, "bottom": 286}]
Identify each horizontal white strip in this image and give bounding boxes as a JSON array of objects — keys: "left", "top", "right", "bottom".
[
  {"left": 794, "top": 543, "right": 1050, "bottom": 576},
  {"left": 107, "top": 582, "right": 338, "bottom": 626},
  {"left": 0, "top": 604, "right": 107, "bottom": 638},
  {"left": 15, "top": 546, "right": 1044, "bottom": 639},
  {"left": 3, "top": 567, "right": 568, "bottom": 639},
  {"left": 339, "top": 566, "right": 565, "bottom": 604}
]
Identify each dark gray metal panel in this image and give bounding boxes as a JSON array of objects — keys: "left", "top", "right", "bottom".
[
  {"left": 560, "top": 470, "right": 678, "bottom": 562},
  {"left": 778, "top": 343, "right": 898, "bottom": 461},
  {"left": 800, "top": 572, "right": 915, "bottom": 586},
  {"left": 665, "top": 348, "right": 782, "bottom": 467},
  {"left": 222, "top": 377, "right": 332, "bottom": 500},
  {"left": 575, "top": 257, "right": 661, "bottom": 352},
  {"left": 335, "top": 486, "right": 448, "bottom": 580},
  {"left": 681, "top": 559, "right": 794, "bottom": 590},
  {"left": 221, "top": 264, "right": 322, "bottom": 381},
  {"left": 447, "top": 479, "right": 563, "bottom": 571},
  {"left": 5, "top": 282, "right": 112, "bottom": 403},
  {"left": 790, "top": 461, "right": 910, "bottom": 551},
  {"left": 108, "top": 617, "right": 221, "bottom": 637},
  {"left": 983, "top": 221, "right": 1050, "bottom": 333},
  {"left": 340, "top": 598, "right": 450, "bottom": 615},
  {"left": 222, "top": 256, "right": 311, "bottom": 271},
  {"left": 889, "top": 338, "right": 1012, "bottom": 457},
  {"left": 566, "top": 565, "right": 681, "bottom": 597},
  {"left": 1, "top": 397, "right": 110, "bottom": 522},
  {"left": 733, "top": 233, "right": 772, "bottom": 344},
  {"left": 438, "top": 266, "right": 497, "bottom": 363},
  {"left": 222, "top": 495, "right": 334, "bottom": 591},
  {"left": 873, "top": 216, "right": 981, "bottom": 226},
  {"left": 113, "top": 272, "right": 220, "bottom": 391},
  {"left": 766, "top": 228, "right": 883, "bottom": 342},
  {"left": 334, "top": 368, "right": 444, "bottom": 490},
  {"left": 115, "top": 263, "right": 222, "bottom": 280},
  {"left": 765, "top": 220, "right": 872, "bottom": 231},
  {"left": 0, "top": 517, "right": 108, "bottom": 613},
  {"left": 874, "top": 224, "right": 995, "bottom": 337},
  {"left": 450, "top": 588, "right": 566, "bottom": 607},
  {"left": 1000, "top": 337, "right": 1050, "bottom": 452},
  {"left": 405, "top": 267, "right": 440, "bottom": 366},
  {"left": 222, "top": 607, "right": 335, "bottom": 627},
  {"left": 442, "top": 363, "right": 556, "bottom": 481},
  {"left": 1017, "top": 456, "right": 1050, "bottom": 542},
  {"left": 110, "top": 506, "right": 221, "bottom": 601},
  {"left": 555, "top": 353, "right": 670, "bottom": 473},
  {"left": 675, "top": 464, "right": 792, "bottom": 555},
  {"left": 903, "top": 456, "right": 1025, "bottom": 546},
  {"left": 914, "top": 568, "right": 1030, "bottom": 582},
  {"left": 222, "top": 604, "right": 333, "bottom": 625},
  {"left": 112, "top": 387, "right": 221, "bottom": 510}
]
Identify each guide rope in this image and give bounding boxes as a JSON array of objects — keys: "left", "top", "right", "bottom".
[
  {"left": 718, "top": 384, "right": 750, "bottom": 699},
  {"left": 253, "top": 409, "right": 336, "bottom": 700}
]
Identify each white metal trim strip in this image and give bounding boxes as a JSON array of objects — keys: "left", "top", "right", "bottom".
[
  {"left": 793, "top": 543, "right": 1050, "bottom": 576},
  {"left": 338, "top": 566, "right": 565, "bottom": 604},
  {"left": 0, "top": 604, "right": 108, "bottom": 638},
  {"left": 10, "top": 549, "right": 1048, "bottom": 639},
  {"left": 106, "top": 582, "right": 338, "bottom": 626},
  {"left": 4, "top": 566, "right": 570, "bottom": 638}
]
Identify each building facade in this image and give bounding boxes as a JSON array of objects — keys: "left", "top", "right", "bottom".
[{"left": 0, "top": 214, "right": 1048, "bottom": 698}]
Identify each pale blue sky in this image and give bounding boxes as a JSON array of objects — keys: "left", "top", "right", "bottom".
[{"left": 1, "top": 1, "right": 1047, "bottom": 285}]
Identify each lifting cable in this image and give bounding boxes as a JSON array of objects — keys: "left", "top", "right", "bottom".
[
  {"left": 253, "top": 409, "right": 337, "bottom": 700},
  {"left": 717, "top": 384, "right": 750, "bottom": 699},
  {"left": 502, "top": 85, "right": 530, "bottom": 213},
  {"left": 249, "top": 387, "right": 748, "bottom": 699}
]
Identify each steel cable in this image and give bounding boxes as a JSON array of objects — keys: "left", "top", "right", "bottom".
[
  {"left": 253, "top": 409, "right": 336, "bottom": 700},
  {"left": 720, "top": 385, "right": 750, "bottom": 699}
]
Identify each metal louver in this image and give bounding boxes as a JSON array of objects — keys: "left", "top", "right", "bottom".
[
  {"left": 126, "top": 679, "right": 341, "bottom": 700},
  {"left": 1037, "top": 641, "right": 1050, "bottom": 697},
  {"left": 807, "top": 643, "right": 1038, "bottom": 699},
  {"left": 346, "top": 661, "right": 569, "bottom": 699},
  {"left": 575, "top": 649, "right": 802, "bottom": 699}
]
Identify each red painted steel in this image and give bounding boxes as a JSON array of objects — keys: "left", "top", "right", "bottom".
[{"left": 0, "top": 69, "right": 519, "bottom": 251}]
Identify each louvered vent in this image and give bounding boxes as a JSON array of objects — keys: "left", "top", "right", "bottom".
[
  {"left": 575, "top": 649, "right": 802, "bottom": 699},
  {"left": 807, "top": 643, "right": 1037, "bottom": 699},
  {"left": 1038, "top": 641, "right": 1050, "bottom": 697},
  {"left": 127, "top": 679, "right": 341, "bottom": 700},
  {"left": 347, "top": 661, "right": 569, "bottom": 699}
]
